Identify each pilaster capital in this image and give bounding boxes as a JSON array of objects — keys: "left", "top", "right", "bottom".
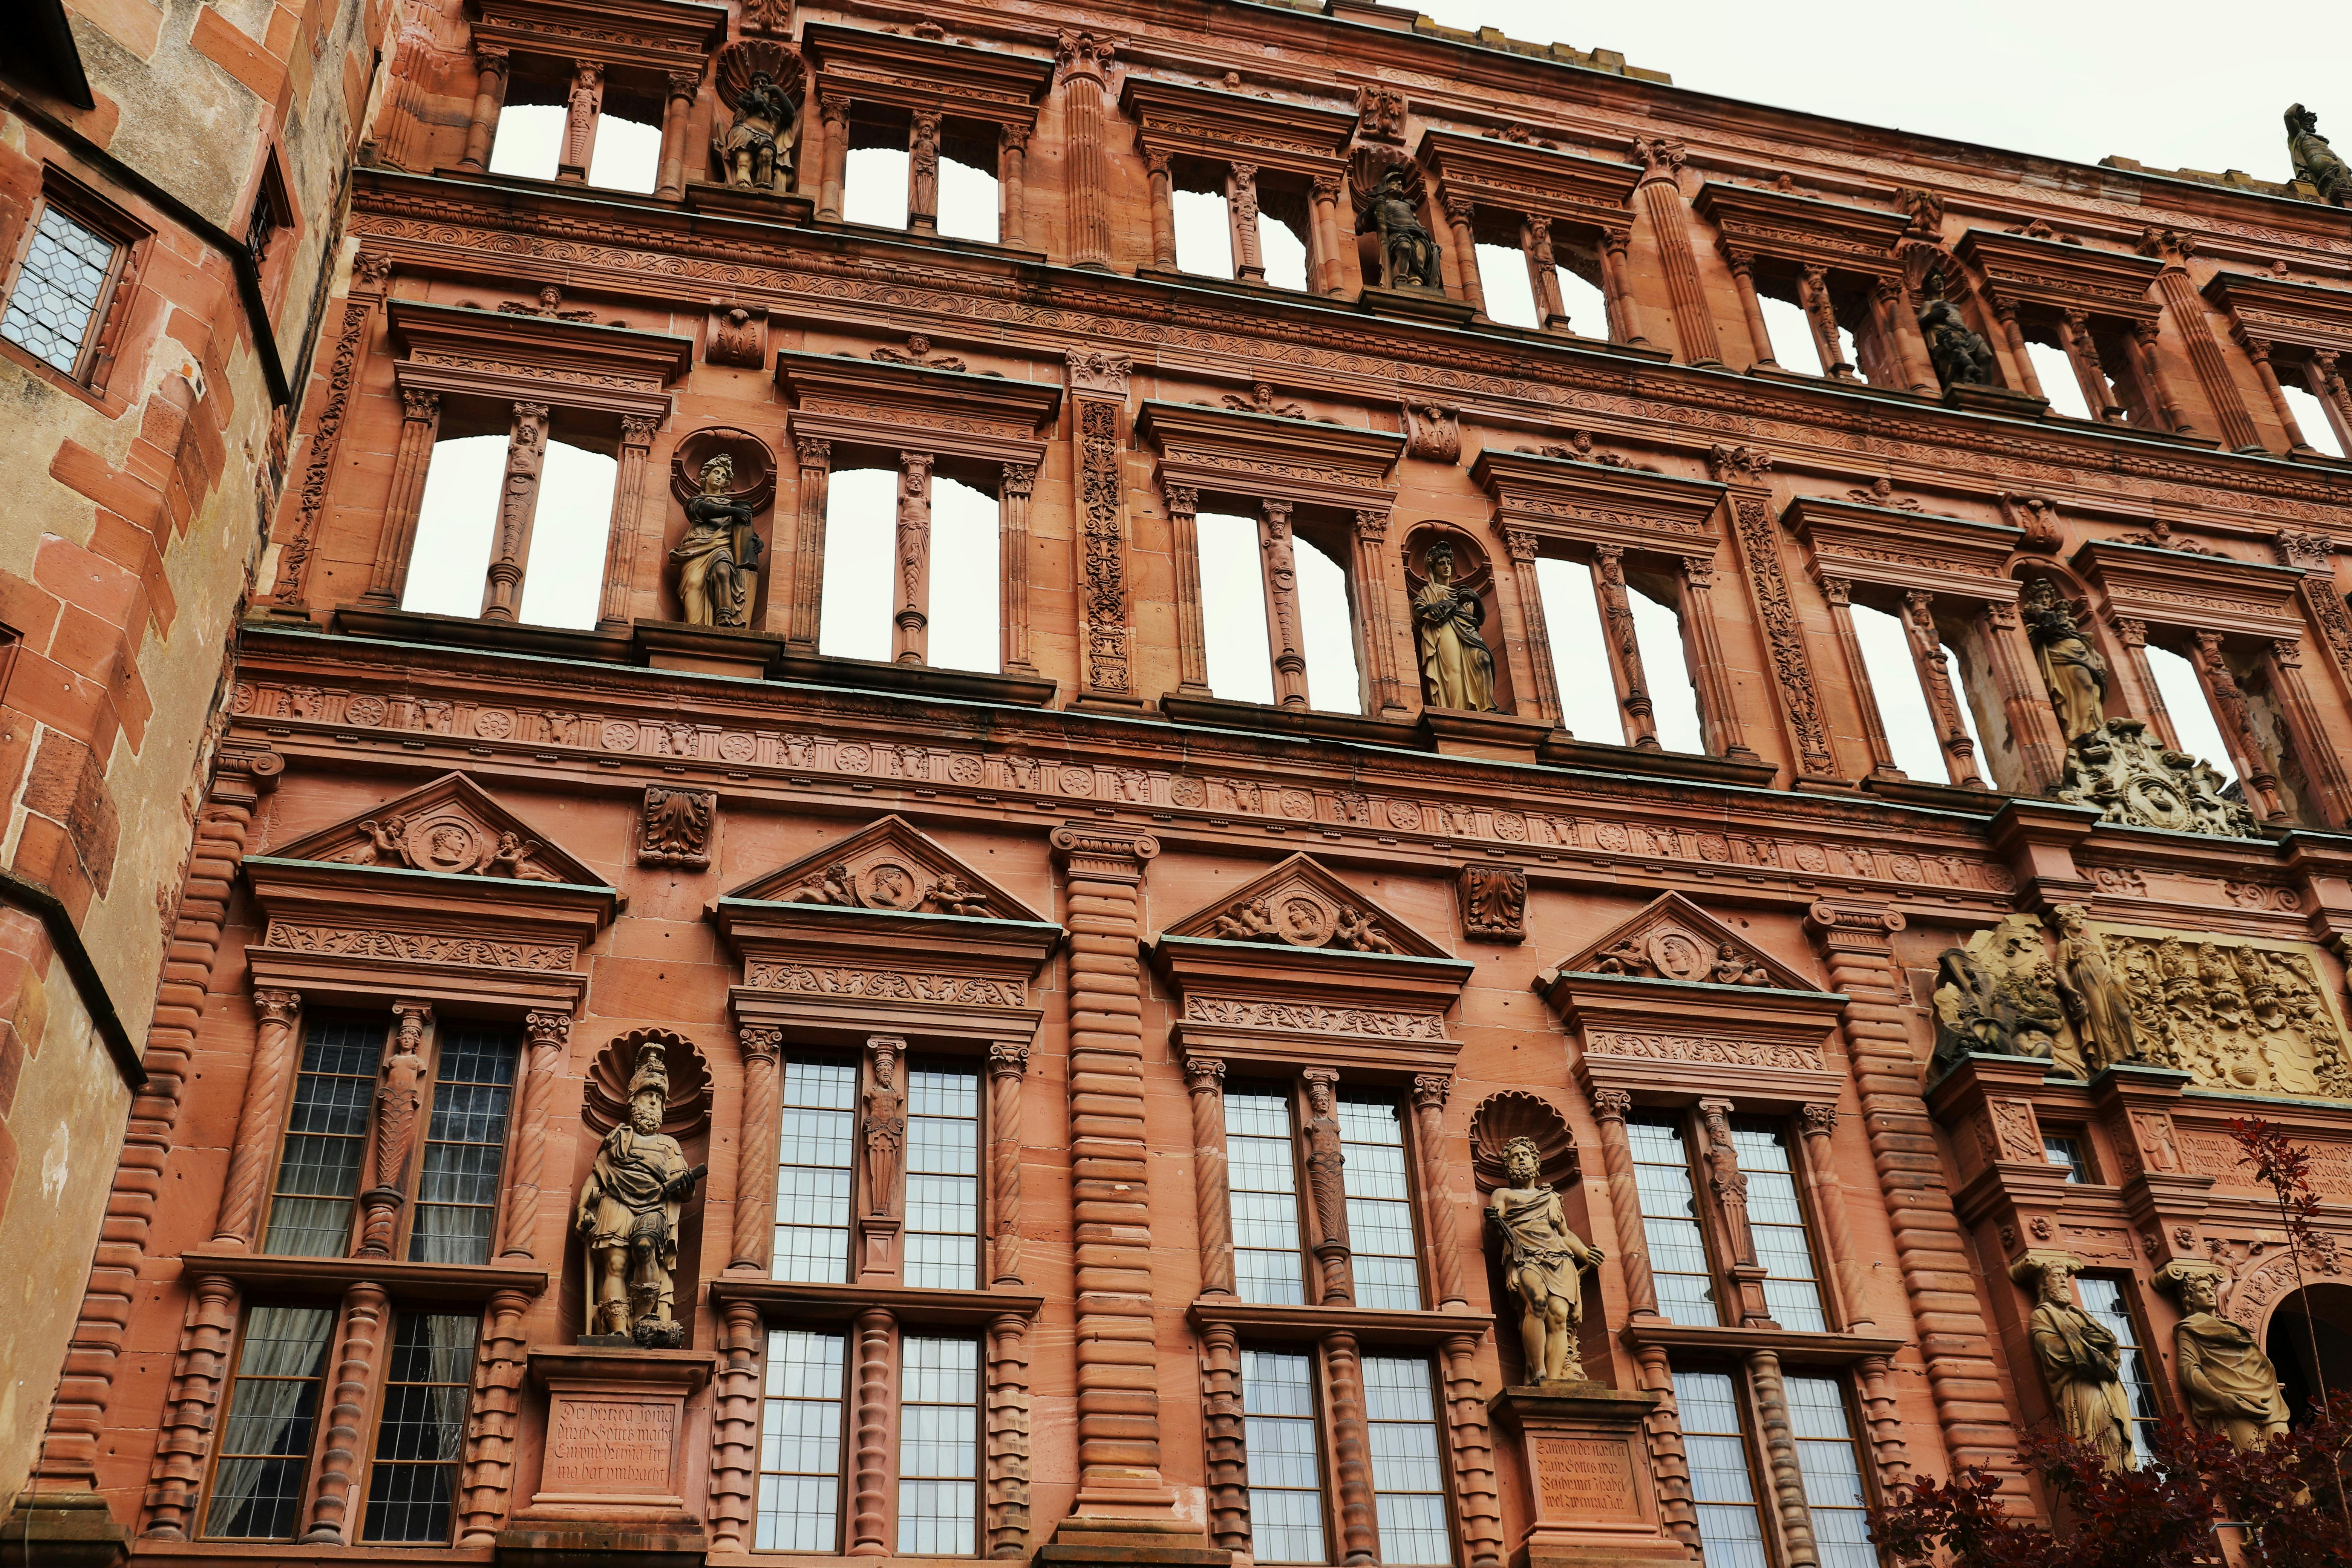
[
  {"left": 738, "top": 1023, "right": 783, "bottom": 1062},
  {"left": 253, "top": 988, "right": 302, "bottom": 1026},
  {"left": 1182, "top": 1054, "right": 1226, "bottom": 1093},
  {"left": 1050, "top": 824, "right": 1161, "bottom": 881},
  {"left": 1588, "top": 1086, "right": 1632, "bottom": 1122},
  {"left": 988, "top": 1041, "right": 1031, "bottom": 1080},
  {"left": 1410, "top": 1073, "right": 1450, "bottom": 1111},
  {"left": 1799, "top": 1103, "right": 1839, "bottom": 1138}
]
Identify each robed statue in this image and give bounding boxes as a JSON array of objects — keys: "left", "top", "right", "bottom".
[
  {"left": 2021, "top": 578, "right": 2108, "bottom": 742},
  {"left": 2166, "top": 1265, "right": 2290, "bottom": 1449},
  {"left": 1413, "top": 540, "right": 1496, "bottom": 712},
  {"left": 578, "top": 1041, "right": 707, "bottom": 1346},
  {"left": 2050, "top": 904, "right": 2140, "bottom": 1072},
  {"left": 2018, "top": 1253, "right": 2136, "bottom": 1468},
  {"left": 672, "top": 452, "right": 764, "bottom": 628},
  {"left": 1489, "top": 1135, "right": 1604, "bottom": 1384},
  {"left": 2288, "top": 104, "right": 2352, "bottom": 207}
]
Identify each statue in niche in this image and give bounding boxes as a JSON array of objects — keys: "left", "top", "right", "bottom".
[
  {"left": 1413, "top": 540, "right": 1496, "bottom": 712},
  {"left": 2050, "top": 904, "right": 2141, "bottom": 1072},
  {"left": 1489, "top": 1135, "right": 1603, "bottom": 1384},
  {"left": 577, "top": 1041, "right": 707, "bottom": 1346},
  {"left": 671, "top": 452, "right": 764, "bottom": 628},
  {"left": 715, "top": 69, "right": 796, "bottom": 191},
  {"left": 863, "top": 1042, "right": 905, "bottom": 1217},
  {"left": 2288, "top": 104, "right": 2352, "bottom": 206},
  {"left": 1932, "top": 914, "right": 2070, "bottom": 1074},
  {"left": 1366, "top": 167, "right": 1442, "bottom": 289},
  {"left": 2161, "top": 1263, "right": 2290, "bottom": 1449},
  {"left": 1918, "top": 297, "right": 1997, "bottom": 389},
  {"left": 2014, "top": 1252, "right": 2135, "bottom": 1470},
  {"left": 2020, "top": 579, "right": 2108, "bottom": 742},
  {"left": 1302, "top": 1073, "right": 1349, "bottom": 1271}
]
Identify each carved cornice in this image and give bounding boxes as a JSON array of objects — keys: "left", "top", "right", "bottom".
[
  {"left": 471, "top": 0, "right": 725, "bottom": 77},
  {"left": 803, "top": 23, "right": 1054, "bottom": 127},
  {"left": 776, "top": 349, "right": 1060, "bottom": 466},
  {"left": 1118, "top": 77, "right": 1356, "bottom": 176},
  {"left": 1135, "top": 399, "right": 1403, "bottom": 511},
  {"left": 1153, "top": 933, "right": 1474, "bottom": 1080},
  {"left": 1692, "top": 182, "right": 1909, "bottom": 277},
  {"left": 2200, "top": 269, "right": 2352, "bottom": 355},
  {"left": 1470, "top": 447, "right": 1724, "bottom": 560},
  {"left": 1782, "top": 495, "right": 2025, "bottom": 602},
  {"left": 1952, "top": 228, "right": 2165, "bottom": 322},
  {"left": 1415, "top": 128, "right": 1639, "bottom": 234},
  {"left": 387, "top": 299, "right": 689, "bottom": 420},
  {"left": 2070, "top": 538, "right": 2308, "bottom": 641}
]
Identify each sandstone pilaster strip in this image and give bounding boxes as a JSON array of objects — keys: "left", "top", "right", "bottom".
[
  {"left": 140, "top": 1274, "right": 240, "bottom": 1537},
  {"left": 500, "top": 1010, "right": 570, "bottom": 1263},
  {"left": 1746, "top": 1349, "right": 1819, "bottom": 1568},
  {"left": 1323, "top": 1330, "right": 1378, "bottom": 1565},
  {"left": 708, "top": 1299, "right": 764, "bottom": 1552},
  {"left": 1440, "top": 1333, "right": 1504, "bottom": 1568},
  {"left": 457, "top": 1288, "right": 531, "bottom": 1547},
  {"left": 986, "top": 1312, "right": 1034, "bottom": 1557},
  {"left": 988, "top": 1041, "right": 1030, "bottom": 1285},
  {"left": 733, "top": 1024, "right": 783, "bottom": 1271},
  {"left": 214, "top": 986, "right": 303, "bottom": 1248},
  {"left": 304, "top": 1280, "right": 389, "bottom": 1543}
]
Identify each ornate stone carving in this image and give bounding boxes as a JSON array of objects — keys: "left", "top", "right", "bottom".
[
  {"left": 1567, "top": 893, "right": 1792, "bottom": 989},
  {"left": 2288, "top": 103, "right": 2352, "bottom": 205},
  {"left": 1932, "top": 915, "right": 2067, "bottom": 1072},
  {"left": 1413, "top": 538, "right": 1496, "bottom": 712},
  {"left": 577, "top": 1039, "right": 708, "bottom": 1345},
  {"left": 706, "top": 306, "right": 764, "bottom": 368},
  {"left": 1469, "top": 1092, "right": 1578, "bottom": 1192},
  {"left": 1998, "top": 491, "right": 2064, "bottom": 553},
  {"left": 1918, "top": 297, "right": 1996, "bottom": 389},
  {"left": 2009, "top": 1252, "right": 2134, "bottom": 1470},
  {"left": 1489, "top": 1136, "right": 1602, "bottom": 1384},
  {"left": 2157, "top": 1261, "right": 2290, "bottom": 1449},
  {"left": 863, "top": 1038, "right": 905, "bottom": 1219},
  {"left": 1403, "top": 400, "right": 1461, "bottom": 463},
  {"left": 1458, "top": 865, "right": 1526, "bottom": 943},
  {"left": 1355, "top": 84, "right": 1406, "bottom": 142},
  {"left": 1361, "top": 162, "right": 1441, "bottom": 289},
  {"left": 711, "top": 40, "right": 800, "bottom": 192},
  {"left": 872, "top": 334, "right": 966, "bottom": 371},
  {"left": 1302, "top": 1068, "right": 1352, "bottom": 1303},
  {"left": 2050, "top": 904, "right": 2140, "bottom": 1072},
  {"left": 1209, "top": 895, "right": 1394, "bottom": 953},
  {"left": 1220, "top": 382, "right": 1305, "bottom": 418},
  {"left": 2052, "top": 717, "right": 2259, "bottom": 839},
  {"left": 672, "top": 451, "right": 764, "bottom": 628},
  {"left": 2103, "top": 929, "right": 2351, "bottom": 1097},
  {"left": 639, "top": 786, "right": 714, "bottom": 869},
  {"left": 1075, "top": 397, "right": 1131, "bottom": 694},
  {"left": 340, "top": 812, "right": 559, "bottom": 881},
  {"left": 2019, "top": 578, "right": 2109, "bottom": 743}
]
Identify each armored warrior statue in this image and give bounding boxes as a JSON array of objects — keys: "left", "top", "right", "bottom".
[
  {"left": 2288, "top": 104, "right": 2352, "bottom": 206},
  {"left": 1366, "top": 167, "right": 1442, "bottom": 289},
  {"left": 577, "top": 1041, "right": 706, "bottom": 1346}
]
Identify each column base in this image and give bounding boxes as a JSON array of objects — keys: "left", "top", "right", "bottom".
[
  {"left": 1039, "top": 1513, "right": 1225, "bottom": 1568},
  {"left": 1, "top": 1490, "right": 130, "bottom": 1568},
  {"left": 499, "top": 1346, "right": 717, "bottom": 1568},
  {"left": 1489, "top": 1384, "right": 1686, "bottom": 1568}
]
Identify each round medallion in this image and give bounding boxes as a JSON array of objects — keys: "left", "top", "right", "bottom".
[
  {"left": 1594, "top": 822, "right": 1629, "bottom": 852},
  {"left": 2124, "top": 775, "right": 2191, "bottom": 831},
  {"left": 405, "top": 814, "right": 486, "bottom": 875},
  {"left": 1384, "top": 799, "right": 1423, "bottom": 831},
  {"left": 947, "top": 754, "right": 984, "bottom": 784},
  {"left": 1274, "top": 894, "right": 1338, "bottom": 947},
  {"left": 1279, "top": 789, "right": 1314, "bottom": 820},
  {"left": 719, "top": 732, "right": 757, "bottom": 763},
  {"left": 1493, "top": 810, "right": 1527, "bottom": 842},
  {"left": 601, "top": 721, "right": 638, "bottom": 751},
  {"left": 860, "top": 860, "right": 924, "bottom": 910},
  {"left": 345, "top": 695, "right": 386, "bottom": 727},
  {"left": 474, "top": 709, "right": 514, "bottom": 740},
  {"left": 1060, "top": 766, "right": 1095, "bottom": 796},
  {"left": 1171, "top": 775, "right": 1207, "bottom": 808},
  {"left": 1794, "top": 843, "right": 1828, "bottom": 873},
  {"left": 836, "top": 743, "right": 871, "bottom": 773},
  {"left": 1891, "top": 853, "right": 1922, "bottom": 881},
  {"left": 1696, "top": 832, "right": 1730, "bottom": 862},
  {"left": 1646, "top": 930, "right": 1709, "bottom": 981},
  {"left": 230, "top": 683, "right": 256, "bottom": 715}
]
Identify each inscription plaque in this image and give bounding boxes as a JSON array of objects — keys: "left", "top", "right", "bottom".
[
  {"left": 544, "top": 1395, "right": 678, "bottom": 1493},
  {"left": 1532, "top": 1435, "right": 1640, "bottom": 1521}
]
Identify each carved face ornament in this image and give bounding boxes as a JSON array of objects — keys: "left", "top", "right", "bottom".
[
  {"left": 1505, "top": 1136, "right": 1541, "bottom": 1188},
  {"left": 629, "top": 1089, "right": 662, "bottom": 1135}
]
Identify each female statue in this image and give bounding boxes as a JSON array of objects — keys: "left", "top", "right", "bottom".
[
  {"left": 2020, "top": 1254, "right": 2136, "bottom": 1468},
  {"left": 1488, "top": 1135, "right": 1604, "bottom": 1384},
  {"left": 2050, "top": 904, "right": 2139, "bottom": 1072},
  {"left": 2021, "top": 579, "right": 2107, "bottom": 741},
  {"left": 2169, "top": 1266, "right": 2290, "bottom": 1449},
  {"left": 1413, "top": 540, "right": 1496, "bottom": 712},
  {"left": 671, "top": 452, "right": 763, "bottom": 627}
]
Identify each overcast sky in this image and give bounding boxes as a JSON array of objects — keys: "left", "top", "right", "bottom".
[{"left": 1415, "top": 0, "right": 2352, "bottom": 183}]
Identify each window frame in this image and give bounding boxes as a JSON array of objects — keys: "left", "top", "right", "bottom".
[
  {"left": 1626, "top": 1104, "right": 1842, "bottom": 1335},
  {"left": 198, "top": 1299, "right": 343, "bottom": 1542},
  {"left": 1669, "top": 1357, "right": 1881, "bottom": 1568},
  {"left": 0, "top": 164, "right": 150, "bottom": 397}
]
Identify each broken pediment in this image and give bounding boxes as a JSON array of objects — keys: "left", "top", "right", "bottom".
[
  {"left": 1547, "top": 891, "right": 1811, "bottom": 991},
  {"left": 1161, "top": 853, "right": 1449, "bottom": 959},
  {"left": 725, "top": 815, "right": 1047, "bottom": 925},
  {"left": 267, "top": 772, "right": 603, "bottom": 888}
]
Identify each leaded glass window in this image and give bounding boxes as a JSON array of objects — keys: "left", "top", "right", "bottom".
[
  {"left": 1786, "top": 1374, "right": 1874, "bottom": 1568},
  {"left": 1, "top": 204, "right": 116, "bottom": 375},
  {"left": 897, "top": 1336, "right": 979, "bottom": 1555},
  {"left": 1628, "top": 1115, "right": 1715, "bottom": 1326},
  {"left": 263, "top": 1015, "right": 381, "bottom": 1257},
  {"left": 1730, "top": 1121, "right": 1827, "bottom": 1332},
  {"left": 1672, "top": 1369, "right": 1768, "bottom": 1568},
  {"left": 1340, "top": 1095, "right": 1421, "bottom": 1311},
  {"left": 1364, "top": 1355, "right": 1449, "bottom": 1565},
  {"left": 410, "top": 1027, "right": 517, "bottom": 1263},
  {"left": 1227, "top": 1091, "right": 1307, "bottom": 1305},
  {"left": 1242, "top": 1349, "right": 1327, "bottom": 1563},
  {"left": 905, "top": 1066, "right": 980, "bottom": 1290},
  {"left": 758, "top": 1329, "right": 847, "bottom": 1551},
  {"left": 204, "top": 1306, "right": 337, "bottom": 1539},
  {"left": 2077, "top": 1276, "right": 2162, "bottom": 1462},
  {"left": 363, "top": 1312, "right": 478, "bottom": 1543},
  {"left": 774, "top": 1055, "right": 856, "bottom": 1283}
]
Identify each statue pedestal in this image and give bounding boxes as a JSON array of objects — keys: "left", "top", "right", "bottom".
[
  {"left": 1489, "top": 1384, "right": 1686, "bottom": 1568},
  {"left": 499, "top": 1346, "right": 717, "bottom": 1568}
]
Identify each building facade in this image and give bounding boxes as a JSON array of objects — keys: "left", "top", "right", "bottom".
[
  {"left": 0, "top": 0, "right": 383, "bottom": 1511},
  {"left": 13, "top": 2, "right": 2352, "bottom": 1567}
]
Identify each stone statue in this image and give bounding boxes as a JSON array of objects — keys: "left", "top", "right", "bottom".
[
  {"left": 1489, "top": 1135, "right": 1603, "bottom": 1383},
  {"left": 2050, "top": 905, "right": 2141, "bottom": 1072},
  {"left": 2288, "top": 104, "right": 2352, "bottom": 206},
  {"left": 863, "top": 1041, "right": 905, "bottom": 1217},
  {"left": 2014, "top": 1252, "right": 2135, "bottom": 1469},
  {"left": 1918, "top": 298, "right": 1997, "bottom": 388},
  {"left": 671, "top": 453, "right": 763, "bottom": 628},
  {"left": 2021, "top": 579, "right": 2108, "bottom": 742},
  {"left": 715, "top": 69, "right": 797, "bottom": 192},
  {"left": 1932, "top": 915, "right": 2070, "bottom": 1073},
  {"left": 2161, "top": 1262, "right": 2290, "bottom": 1449},
  {"left": 1302, "top": 1072, "right": 1349, "bottom": 1261},
  {"left": 1366, "top": 167, "right": 1442, "bottom": 289},
  {"left": 577, "top": 1041, "right": 707, "bottom": 1346},
  {"left": 1413, "top": 540, "right": 1496, "bottom": 712}
]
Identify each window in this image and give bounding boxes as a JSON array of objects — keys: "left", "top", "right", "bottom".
[
  {"left": 1228, "top": 1089, "right": 1308, "bottom": 1305},
  {"left": 1364, "top": 1357, "right": 1450, "bottom": 1564},
  {"left": 2076, "top": 1277, "right": 2161, "bottom": 1462},
  {"left": 400, "top": 426, "right": 618, "bottom": 629},
  {"left": 2283, "top": 381, "right": 2347, "bottom": 458},
  {"left": 1674, "top": 1369, "right": 1767, "bottom": 1568},
  {"left": 2043, "top": 1133, "right": 2092, "bottom": 1184},
  {"left": 897, "top": 1335, "right": 980, "bottom": 1554},
  {"left": 774, "top": 1054, "right": 858, "bottom": 1283},
  {"left": 1339, "top": 1094, "right": 1421, "bottom": 1311},
  {"left": 1295, "top": 535, "right": 1363, "bottom": 715},
  {"left": 1786, "top": 1375, "right": 1874, "bottom": 1568},
  {"left": 205, "top": 1306, "right": 338, "bottom": 1539},
  {"left": 1476, "top": 242, "right": 1542, "bottom": 328},
  {"left": 1199, "top": 511, "right": 1277, "bottom": 705},
  {"left": 758, "top": 1328, "right": 848, "bottom": 1551},
  {"left": 486, "top": 100, "right": 658, "bottom": 193},
  {"left": 2145, "top": 643, "right": 2240, "bottom": 787},
  {"left": 2028, "top": 340, "right": 2095, "bottom": 419},
  {"left": 1243, "top": 1349, "right": 1328, "bottom": 1563},
  {"left": 1, "top": 201, "right": 124, "bottom": 380},
  {"left": 1846, "top": 599, "right": 1992, "bottom": 786},
  {"left": 1166, "top": 162, "right": 1311, "bottom": 289},
  {"left": 1627, "top": 1114, "right": 1715, "bottom": 1327},
  {"left": 1729, "top": 1122, "right": 1827, "bottom": 1332},
  {"left": 261, "top": 1013, "right": 520, "bottom": 1261},
  {"left": 905, "top": 1065, "right": 980, "bottom": 1290},
  {"left": 363, "top": 1311, "right": 480, "bottom": 1543},
  {"left": 818, "top": 467, "right": 1001, "bottom": 670},
  {"left": 1530, "top": 554, "right": 1707, "bottom": 754}
]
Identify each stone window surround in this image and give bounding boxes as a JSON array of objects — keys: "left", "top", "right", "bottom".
[
  {"left": 1949, "top": 226, "right": 2189, "bottom": 432},
  {"left": 1415, "top": 128, "right": 1646, "bottom": 342},
  {"left": 1135, "top": 398, "right": 1409, "bottom": 719},
  {"left": 0, "top": 162, "right": 151, "bottom": 401},
  {"left": 801, "top": 22, "right": 1055, "bottom": 245},
  {"left": 2199, "top": 268, "right": 2352, "bottom": 458},
  {"left": 375, "top": 299, "right": 688, "bottom": 629}
]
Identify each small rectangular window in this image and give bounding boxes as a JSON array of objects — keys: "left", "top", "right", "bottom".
[
  {"left": 410, "top": 1026, "right": 518, "bottom": 1263},
  {"left": 263, "top": 1015, "right": 383, "bottom": 1257},
  {"left": 1338, "top": 1094, "right": 1421, "bottom": 1311},
  {"left": 897, "top": 1335, "right": 980, "bottom": 1556},
  {"left": 905, "top": 1065, "right": 980, "bottom": 1290},
  {"left": 204, "top": 1305, "right": 338, "bottom": 1539},
  {"left": 2075, "top": 1277, "right": 2161, "bottom": 1462},
  {"left": 363, "top": 1311, "right": 479, "bottom": 1543},
  {"left": 1, "top": 202, "right": 121, "bottom": 378},
  {"left": 758, "top": 1328, "right": 848, "bottom": 1551},
  {"left": 1672, "top": 1369, "right": 1768, "bottom": 1568},
  {"left": 1729, "top": 1121, "right": 1828, "bottom": 1332},
  {"left": 1628, "top": 1115, "right": 1716, "bottom": 1327},
  {"left": 1785, "top": 1375, "right": 1874, "bottom": 1568},
  {"left": 1227, "top": 1090, "right": 1308, "bottom": 1305},
  {"left": 1242, "top": 1349, "right": 1328, "bottom": 1564},
  {"left": 2043, "top": 1134, "right": 2092, "bottom": 1185},
  {"left": 774, "top": 1054, "right": 857, "bottom": 1283},
  {"left": 1363, "top": 1356, "right": 1450, "bottom": 1565}
]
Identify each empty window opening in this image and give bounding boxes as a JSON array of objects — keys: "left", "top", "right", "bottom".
[
  {"left": 1257, "top": 209, "right": 1309, "bottom": 291},
  {"left": 1476, "top": 242, "right": 1540, "bottom": 328},
  {"left": 487, "top": 102, "right": 657, "bottom": 192},
  {"left": 488, "top": 104, "right": 564, "bottom": 180},
  {"left": 1759, "top": 294, "right": 1824, "bottom": 376},
  {"left": 927, "top": 475, "right": 1000, "bottom": 673},
  {"left": 1171, "top": 187, "right": 1229, "bottom": 277},
  {"left": 2029, "top": 340, "right": 2094, "bottom": 419},
  {"left": 1295, "top": 533, "right": 1362, "bottom": 714},
  {"left": 2146, "top": 642, "right": 2237, "bottom": 786},
  {"left": 936, "top": 155, "right": 999, "bottom": 244},
  {"left": 1851, "top": 602, "right": 1945, "bottom": 778},
  {"left": 1555, "top": 263, "right": 1608, "bottom": 337},
  {"left": 585, "top": 114, "right": 659, "bottom": 194},
  {"left": 843, "top": 145, "right": 911, "bottom": 229},
  {"left": 1198, "top": 511, "right": 1275, "bottom": 704},
  {"left": 401, "top": 434, "right": 508, "bottom": 619},
  {"left": 1628, "top": 580, "right": 1703, "bottom": 753},
  {"left": 514, "top": 439, "right": 617, "bottom": 630},
  {"left": 1533, "top": 556, "right": 1627, "bottom": 744},
  {"left": 2283, "top": 381, "right": 2347, "bottom": 458},
  {"left": 819, "top": 467, "right": 897, "bottom": 662}
]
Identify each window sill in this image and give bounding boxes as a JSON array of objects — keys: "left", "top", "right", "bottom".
[
  {"left": 1539, "top": 734, "right": 1779, "bottom": 790},
  {"left": 176, "top": 1245, "right": 550, "bottom": 1303},
  {"left": 710, "top": 1276, "right": 1045, "bottom": 1325},
  {"left": 1859, "top": 774, "right": 2009, "bottom": 813},
  {"left": 334, "top": 605, "right": 635, "bottom": 662},
  {"left": 1159, "top": 691, "right": 1422, "bottom": 747},
  {"left": 1618, "top": 1319, "right": 1906, "bottom": 1363},
  {"left": 1187, "top": 1297, "right": 1494, "bottom": 1346},
  {"left": 771, "top": 650, "right": 1058, "bottom": 707}
]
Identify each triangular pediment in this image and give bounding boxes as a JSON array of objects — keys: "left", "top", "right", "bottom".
[
  {"left": 1550, "top": 892, "right": 1811, "bottom": 990},
  {"left": 269, "top": 773, "right": 603, "bottom": 888},
  {"left": 726, "top": 815, "right": 1046, "bottom": 923},
  {"left": 1161, "top": 853, "right": 1450, "bottom": 959}
]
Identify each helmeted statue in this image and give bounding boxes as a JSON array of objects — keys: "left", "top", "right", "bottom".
[
  {"left": 2288, "top": 104, "right": 2352, "bottom": 206},
  {"left": 716, "top": 69, "right": 797, "bottom": 191},
  {"left": 1488, "top": 1135, "right": 1604, "bottom": 1384},
  {"left": 1413, "top": 540, "right": 1496, "bottom": 712},
  {"left": 1366, "top": 168, "right": 1441, "bottom": 289},
  {"left": 671, "top": 452, "right": 763, "bottom": 627},
  {"left": 578, "top": 1041, "right": 707, "bottom": 1346}
]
